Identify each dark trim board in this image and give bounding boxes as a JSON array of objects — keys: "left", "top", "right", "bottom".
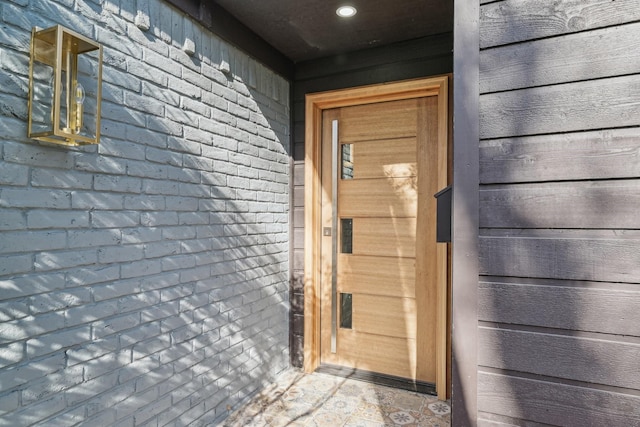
[
  {"left": 294, "top": 34, "right": 453, "bottom": 83},
  {"left": 451, "top": 0, "right": 480, "bottom": 425},
  {"left": 316, "top": 365, "right": 437, "bottom": 396}
]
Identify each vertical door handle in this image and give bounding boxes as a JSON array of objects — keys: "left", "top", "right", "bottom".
[{"left": 331, "top": 119, "right": 339, "bottom": 354}]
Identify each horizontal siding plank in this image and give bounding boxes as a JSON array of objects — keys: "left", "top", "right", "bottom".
[
  {"left": 479, "top": 279, "right": 640, "bottom": 336},
  {"left": 480, "top": 0, "right": 640, "bottom": 48},
  {"left": 294, "top": 143, "right": 304, "bottom": 162},
  {"left": 293, "top": 207, "right": 303, "bottom": 228},
  {"left": 478, "top": 412, "right": 541, "bottom": 427},
  {"left": 293, "top": 248, "right": 304, "bottom": 271},
  {"left": 293, "top": 162, "right": 305, "bottom": 186},
  {"left": 479, "top": 233, "right": 640, "bottom": 283},
  {"left": 293, "top": 186, "right": 304, "bottom": 207},
  {"left": 480, "top": 128, "right": 640, "bottom": 184},
  {"left": 481, "top": 22, "right": 640, "bottom": 93},
  {"left": 478, "top": 371, "right": 640, "bottom": 426},
  {"left": 479, "top": 327, "right": 640, "bottom": 389},
  {"left": 293, "top": 99, "right": 305, "bottom": 122},
  {"left": 480, "top": 74, "right": 640, "bottom": 139},
  {"left": 479, "top": 180, "right": 640, "bottom": 229},
  {"left": 293, "top": 228, "right": 304, "bottom": 249}
]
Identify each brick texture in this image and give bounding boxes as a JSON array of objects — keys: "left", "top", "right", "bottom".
[{"left": 0, "top": 0, "right": 290, "bottom": 425}]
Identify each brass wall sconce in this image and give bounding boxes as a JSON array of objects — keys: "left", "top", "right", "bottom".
[{"left": 28, "top": 25, "right": 103, "bottom": 146}]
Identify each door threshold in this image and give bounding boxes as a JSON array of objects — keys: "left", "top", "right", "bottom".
[{"left": 316, "top": 364, "right": 436, "bottom": 395}]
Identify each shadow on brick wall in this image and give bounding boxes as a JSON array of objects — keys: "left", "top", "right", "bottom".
[{"left": 0, "top": 0, "right": 292, "bottom": 424}]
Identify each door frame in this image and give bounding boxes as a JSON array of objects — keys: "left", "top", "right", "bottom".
[{"left": 303, "top": 76, "right": 450, "bottom": 398}]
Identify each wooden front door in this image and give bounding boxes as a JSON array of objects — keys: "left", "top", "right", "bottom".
[{"left": 319, "top": 96, "right": 442, "bottom": 385}]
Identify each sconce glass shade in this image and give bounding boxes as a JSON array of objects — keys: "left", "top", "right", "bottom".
[{"left": 28, "top": 25, "right": 102, "bottom": 146}]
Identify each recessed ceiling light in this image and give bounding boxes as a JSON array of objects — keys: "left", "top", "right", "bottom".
[{"left": 336, "top": 5, "right": 357, "bottom": 18}]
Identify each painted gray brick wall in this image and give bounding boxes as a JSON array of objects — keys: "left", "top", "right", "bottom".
[{"left": 0, "top": 0, "right": 290, "bottom": 425}]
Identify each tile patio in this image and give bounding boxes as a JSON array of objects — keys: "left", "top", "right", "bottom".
[{"left": 224, "top": 369, "right": 451, "bottom": 427}]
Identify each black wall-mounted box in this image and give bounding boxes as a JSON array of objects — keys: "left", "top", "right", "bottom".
[{"left": 434, "top": 185, "right": 452, "bottom": 243}]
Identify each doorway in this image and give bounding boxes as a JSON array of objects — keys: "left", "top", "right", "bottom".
[{"left": 303, "top": 77, "right": 450, "bottom": 398}]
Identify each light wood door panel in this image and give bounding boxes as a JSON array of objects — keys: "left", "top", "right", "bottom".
[
  {"left": 338, "top": 255, "right": 415, "bottom": 298},
  {"left": 352, "top": 217, "right": 417, "bottom": 258},
  {"left": 306, "top": 77, "right": 449, "bottom": 398},
  {"left": 346, "top": 137, "right": 417, "bottom": 179},
  {"left": 352, "top": 294, "right": 417, "bottom": 339},
  {"left": 333, "top": 330, "right": 417, "bottom": 379},
  {"left": 339, "top": 178, "right": 418, "bottom": 218},
  {"left": 415, "top": 96, "right": 439, "bottom": 383},
  {"left": 320, "top": 94, "right": 444, "bottom": 386},
  {"left": 339, "top": 99, "right": 418, "bottom": 143}
]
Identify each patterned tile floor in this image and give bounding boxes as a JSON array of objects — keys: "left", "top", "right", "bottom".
[{"left": 224, "top": 370, "right": 451, "bottom": 427}]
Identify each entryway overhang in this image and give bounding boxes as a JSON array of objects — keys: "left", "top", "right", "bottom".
[{"left": 165, "top": 1, "right": 479, "bottom": 424}]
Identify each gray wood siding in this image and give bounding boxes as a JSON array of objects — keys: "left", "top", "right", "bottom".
[
  {"left": 289, "top": 35, "right": 453, "bottom": 366},
  {"left": 480, "top": 180, "right": 640, "bottom": 229},
  {"left": 479, "top": 327, "right": 640, "bottom": 390},
  {"left": 480, "top": 22, "right": 640, "bottom": 93},
  {"left": 479, "top": 231, "right": 640, "bottom": 283},
  {"left": 478, "top": 372, "right": 640, "bottom": 427},
  {"left": 479, "top": 279, "right": 640, "bottom": 336},
  {"left": 480, "top": 128, "right": 640, "bottom": 184},
  {"left": 480, "top": 75, "right": 640, "bottom": 139},
  {"left": 480, "top": 0, "right": 640, "bottom": 49},
  {"left": 479, "top": 1, "right": 640, "bottom": 425}
]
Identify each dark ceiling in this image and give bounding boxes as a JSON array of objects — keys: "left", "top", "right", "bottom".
[{"left": 212, "top": 0, "right": 453, "bottom": 63}]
